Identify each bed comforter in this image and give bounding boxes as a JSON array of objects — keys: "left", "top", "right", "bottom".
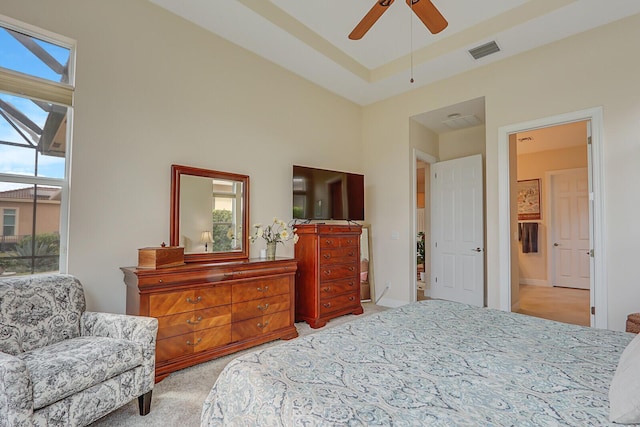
[{"left": 202, "top": 300, "right": 633, "bottom": 426}]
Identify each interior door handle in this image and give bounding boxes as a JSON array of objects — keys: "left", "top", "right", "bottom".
[
  {"left": 553, "top": 243, "right": 559, "bottom": 247},
  {"left": 471, "top": 248, "right": 482, "bottom": 252}
]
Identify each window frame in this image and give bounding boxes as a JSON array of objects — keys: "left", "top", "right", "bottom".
[{"left": 0, "top": 14, "right": 75, "bottom": 274}]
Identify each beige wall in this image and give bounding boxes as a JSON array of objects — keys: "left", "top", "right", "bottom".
[
  {"left": 438, "top": 125, "right": 486, "bottom": 161},
  {"left": 364, "top": 13, "right": 640, "bottom": 330},
  {"left": 1, "top": 0, "right": 362, "bottom": 313},
  {"left": 516, "top": 145, "right": 588, "bottom": 286}
]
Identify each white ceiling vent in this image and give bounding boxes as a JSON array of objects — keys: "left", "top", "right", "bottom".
[
  {"left": 468, "top": 41, "right": 501, "bottom": 60},
  {"left": 442, "top": 114, "right": 482, "bottom": 130}
]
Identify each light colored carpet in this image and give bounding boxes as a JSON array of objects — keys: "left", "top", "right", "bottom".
[{"left": 91, "top": 302, "right": 387, "bottom": 427}]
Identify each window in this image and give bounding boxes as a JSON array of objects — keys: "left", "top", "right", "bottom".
[
  {"left": 211, "top": 180, "right": 243, "bottom": 252},
  {"left": 0, "top": 16, "right": 74, "bottom": 275},
  {"left": 2, "top": 208, "right": 16, "bottom": 236}
]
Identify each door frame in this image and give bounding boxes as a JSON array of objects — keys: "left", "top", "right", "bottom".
[
  {"left": 546, "top": 167, "right": 589, "bottom": 290},
  {"left": 411, "top": 148, "right": 437, "bottom": 302},
  {"left": 498, "top": 107, "right": 606, "bottom": 328}
]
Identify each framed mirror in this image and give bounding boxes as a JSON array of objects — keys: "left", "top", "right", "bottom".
[
  {"left": 170, "top": 165, "right": 249, "bottom": 263},
  {"left": 360, "top": 224, "right": 374, "bottom": 302}
]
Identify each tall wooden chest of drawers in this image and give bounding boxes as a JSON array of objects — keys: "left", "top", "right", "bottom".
[
  {"left": 294, "top": 224, "right": 363, "bottom": 328},
  {"left": 122, "top": 258, "right": 297, "bottom": 382}
]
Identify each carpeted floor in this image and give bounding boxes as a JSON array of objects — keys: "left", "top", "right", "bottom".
[{"left": 91, "top": 302, "right": 387, "bottom": 426}]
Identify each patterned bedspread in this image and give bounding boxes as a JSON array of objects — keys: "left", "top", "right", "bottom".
[{"left": 201, "top": 300, "right": 634, "bottom": 426}]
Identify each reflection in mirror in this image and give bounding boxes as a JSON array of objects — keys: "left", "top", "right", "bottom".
[
  {"left": 171, "top": 165, "right": 249, "bottom": 263},
  {"left": 360, "top": 225, "right": 374, "bottom": 302}
]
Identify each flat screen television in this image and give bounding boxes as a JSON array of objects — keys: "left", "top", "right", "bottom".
[{"left": 292, "top": 165, "right": 364, "bottom": 221}]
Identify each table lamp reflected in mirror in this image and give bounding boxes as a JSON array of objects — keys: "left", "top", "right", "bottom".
[{"left": 200, "top": 231, "right": 214, "bottom": 253}]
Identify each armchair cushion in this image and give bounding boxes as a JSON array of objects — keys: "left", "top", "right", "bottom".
[{"left": 17, "top": 336, "right": 143, "bottom": 409}]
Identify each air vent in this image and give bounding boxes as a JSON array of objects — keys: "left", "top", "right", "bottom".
[{"left": 468, "top": 40, "right": 500, "bottom": 60}]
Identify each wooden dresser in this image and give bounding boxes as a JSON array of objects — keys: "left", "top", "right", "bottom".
[
  {"left": 122, "top": 258, "right": 297, "bottom": 382},
  {"left": 294, "top": 224, "right": 363, "bottom": 328}
]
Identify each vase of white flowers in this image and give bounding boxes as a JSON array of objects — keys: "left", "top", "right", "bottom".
[{"left": 250, "top": 218, "right": 298, "bottom": 260}]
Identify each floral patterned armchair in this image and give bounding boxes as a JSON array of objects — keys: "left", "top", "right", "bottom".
[{"left": 0, "top": 274, "right": 158, "bottom": 426}]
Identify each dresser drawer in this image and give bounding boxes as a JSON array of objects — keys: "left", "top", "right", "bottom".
[
  {"left": 149, "top": 285, "right": 231, "bottom": 316},
  {"left": 319, "top": 264, "right": 358, "bottom": 282},
  {"left": 232, "top": 295, "right": 291, "bottom": 322},
  {"left": 156, "top": 324, "right": 232, "bottom": 362},
  {"left": 157, "top": 305, "right": 231, "bottom": 340},
  {"left": 233, "top": 277, "right": 290, "bottom": 303},
  {"left": 319, "top": 292, "right": 359, "bottom": 316},
  {"left": 319, "top": 278, "right": 358, "bottom": 300},
  {"left": 319, "top": 236, "right": 358, "bottom": 249},
  {"left": 320, "top": 247, "right": 358, "bottom": 265},
  {"left": 231, "top": 310, "right": 291, "bottom": 342}
]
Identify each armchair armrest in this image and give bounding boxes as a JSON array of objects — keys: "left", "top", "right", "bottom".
[
  {"left": 81, "top": 312, "right": 158, "bottom": 390},
  {"left": 0, "top": 352, "right": 33, "bottom": 427},
  {"left": 81, "top": 312, "right": 158, "bottom": 345}
]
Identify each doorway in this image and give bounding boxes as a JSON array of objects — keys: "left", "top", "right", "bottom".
[
  {"left": 498, "top": 107, "right": 606, "bottom": 329},
  {"left": 416, "top": 159, "right": 430, "bottom": 301},
  {"left": 512, "top": 122, "right": 590, "bottom": 326}
]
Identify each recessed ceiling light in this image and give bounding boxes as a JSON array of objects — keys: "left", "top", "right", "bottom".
[{"left": 442, "top": 114, "right": 481, "bottom": 130}]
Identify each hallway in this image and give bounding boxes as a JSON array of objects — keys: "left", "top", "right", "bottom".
[{"left": 516, "top": 284, "right": 590, "bottom": 326}]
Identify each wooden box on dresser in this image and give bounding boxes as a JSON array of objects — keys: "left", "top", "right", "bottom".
[
  {"left": 294, "top": 224, "right": 363, "bottom": 329},
  {"left": 122, "top": 258, "right": 297, "bottom": 382}
]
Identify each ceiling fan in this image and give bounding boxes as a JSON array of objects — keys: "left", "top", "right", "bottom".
[{"left": 349, "top": 0, "right": 448, "bottom": 40}]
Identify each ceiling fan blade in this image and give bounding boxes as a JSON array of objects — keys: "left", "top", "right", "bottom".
[
  {"left": 349, "top": 0, "right": 395, "bottom": 40},
  {"left": 406, "top": 0, "right": 448, "bottom": 34}
]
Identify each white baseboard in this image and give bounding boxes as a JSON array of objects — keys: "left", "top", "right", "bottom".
[{"left": 520, "top": 279, "right": 549, "bottom": 287}]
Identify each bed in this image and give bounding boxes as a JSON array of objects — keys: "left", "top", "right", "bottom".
[{"left": 201, "top": 300, "right": 638, "bottom": 426}]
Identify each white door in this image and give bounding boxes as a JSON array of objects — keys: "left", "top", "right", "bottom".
[
  {"left": 431, "top": 154, "right": 484, "bottom": 306},
  {"left": 550, "top": 168, "right": 590, "bottom": 289}
]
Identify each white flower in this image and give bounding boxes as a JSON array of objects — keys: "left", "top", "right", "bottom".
[{"left": 280, "top": 230, "right": 289, "bottom": 240}]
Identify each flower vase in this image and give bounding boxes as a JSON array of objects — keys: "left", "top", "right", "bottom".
[{"left": 266, "top": 241, "right": 277, "bottom": 260}]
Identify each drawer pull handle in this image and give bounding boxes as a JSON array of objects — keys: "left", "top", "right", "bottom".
[
  {"left": 323, "top": 269, "right": 331, "bottom": 275},
  {"left": 158, "top": 279, "right": 163, "bottom": 283},
  {"left": 322, "top": 287, "right": 331, "bottom": 292},
  {"left": 348, "top": 281, "right": 355, "bottom": 287},
  {"left": 323, "top": 254, "right": 330, "bottom": 259},
  {"left": 186, "top": 338, "right": 202, "bottom": 346},
  {"left": 186, "top": 316, "right": 203, "bottom": 325},
  {"left": 347, "top": 240, "right": 353, "bottom": 245},
  {"left": 257, "top": 303, "right": 270, "bottom": 311},
  {"left": 349, "top": 296, "right": 355, "bottom": 301},
  {"left": 256, "top": 286, "right": 270, "bottom": 292},
  {"left": 323, "top": 303, "right": 331, "bottom": 308},
  {"left": 257, "top": 321, "right": 269, "bottom": 329},
  {"left": 348, "top": 251, "right": 354, "bottom": 257},
  {"left": 186, "top": 296, "right": 202, "bottom": 304},
  {"left": 348, "top": 266, "right": 355, "bottom": 272},
  {"left": 325, "top": 240, "right": 333, "bottom": 245}
]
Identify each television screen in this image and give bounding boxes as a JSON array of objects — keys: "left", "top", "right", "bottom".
[{"left": 292, "top": 165, "right": 364, "bottom": 221}]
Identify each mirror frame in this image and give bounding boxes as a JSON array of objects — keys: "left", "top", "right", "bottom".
[{"left": 170, "top": 164, "right": 250, "bottom": 263}]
